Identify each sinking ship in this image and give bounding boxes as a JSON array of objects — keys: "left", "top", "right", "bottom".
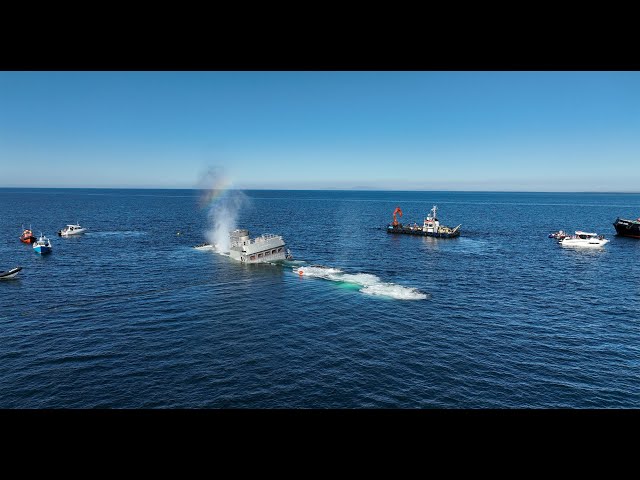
[
  {"left": 229, "top": 229, "right": 292, "bottom": 263},
  {"left": 387, "top": 205, "right": 461, "bottom": 238},
  {"left": 194, "top": 229, "right": 292, "bottom": 262}
]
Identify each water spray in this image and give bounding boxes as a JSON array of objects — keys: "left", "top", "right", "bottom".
[{"left": 197, "top": 167, "right": 249, "bottom": 252}]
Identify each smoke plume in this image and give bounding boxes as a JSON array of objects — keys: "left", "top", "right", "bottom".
[{"left": 197, "top": 167, "right": 248, "bottom": 252}]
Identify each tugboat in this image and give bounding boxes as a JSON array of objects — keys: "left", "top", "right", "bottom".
[
  {"left": 33, "top": 234, "right": 52, "bottom": 254},
  {"left": 559, "top": 231, "right": 609, "bottom": 248},
  {"left": 20, "top": 226, "right": 37, "bottom": 244},
  {"left": 613, "top": 217, "right": 640, "bottom": 239},
  {"left": 229, "top": 229, "right": 290, "bottom": 263},
  {"left": 387, "top": 205, "right": 461, "bottom": 238}
]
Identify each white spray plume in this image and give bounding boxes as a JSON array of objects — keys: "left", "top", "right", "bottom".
[{"left": 197, "top": 167, "right": 249, "bottom": 253}]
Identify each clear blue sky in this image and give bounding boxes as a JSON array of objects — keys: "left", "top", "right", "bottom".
[{"left": 1, "top": 71, "right": 638, "bottom": 191}]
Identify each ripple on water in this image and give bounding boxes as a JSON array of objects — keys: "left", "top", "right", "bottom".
[{"left": 1, "top": 189, "right": 640, "bottom": 407}]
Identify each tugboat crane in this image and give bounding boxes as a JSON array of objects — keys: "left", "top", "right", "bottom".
[{"left": 392, "top": 207, "right": 403, "bottom": 227}]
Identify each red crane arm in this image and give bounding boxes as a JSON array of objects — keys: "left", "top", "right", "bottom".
[{"left": 392, "top": 207, "right": 403, "bottom": 226}]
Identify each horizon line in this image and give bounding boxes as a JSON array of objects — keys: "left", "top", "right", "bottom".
[{"left": 1, "top": 186, "right": 640, "bottom": 194}]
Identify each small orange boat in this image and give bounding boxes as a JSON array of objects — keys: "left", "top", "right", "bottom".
[{"left": 20, "top": 228, "right": 36, "bottom": 244}]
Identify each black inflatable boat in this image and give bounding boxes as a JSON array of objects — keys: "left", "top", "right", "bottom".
[{"left": 0, "top": 266, "right": 22, "bottom": 279}]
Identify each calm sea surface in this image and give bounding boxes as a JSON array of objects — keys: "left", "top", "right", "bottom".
[{"left": 1, "top": 189, "right": 639, "bottom": 408}]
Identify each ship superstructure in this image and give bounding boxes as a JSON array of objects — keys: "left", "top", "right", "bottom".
[{"left": 229, "top": 229, "right": 289, "bottom": 263}]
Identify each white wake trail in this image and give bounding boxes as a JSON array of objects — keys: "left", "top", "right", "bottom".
[{"left": 294, "top": 265, "right": 428, "bottom": 300}]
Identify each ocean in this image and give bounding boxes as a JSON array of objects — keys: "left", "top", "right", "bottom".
[{"left": 1, "top": 188, "right": 639, "bottom": 408}]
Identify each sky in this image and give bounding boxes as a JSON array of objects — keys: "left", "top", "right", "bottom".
[{"left": 0, "top": 71, "right": 638, "bottom": 191}]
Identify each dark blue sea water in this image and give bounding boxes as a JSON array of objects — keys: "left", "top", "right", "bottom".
[{"left": 1, "top": 189, "right": 639, "bottom": 408}]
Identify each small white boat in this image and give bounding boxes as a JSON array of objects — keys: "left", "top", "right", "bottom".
[
  {"left": 194, "top": 243, "right": 215, "bottom": 250},
  {"left": 559, "top": 231, "right": 609, "bottom": 248},
  {"left": 0, "top": 266, "right": 22, "bottom": 279},
  {"left": 33, "top": 234, "right": 53, "bottom": 254},
  {"left": 58, "top": 223, "right": 86, "bottom": 236}
]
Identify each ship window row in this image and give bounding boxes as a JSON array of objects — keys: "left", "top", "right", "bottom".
[{"left": 248, "top": 248, "right": 283, "bottom": 261}]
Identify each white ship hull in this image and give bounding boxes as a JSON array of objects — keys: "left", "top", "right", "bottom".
[
  {"left": 559, "top": 230, "right": 608, "bottom": 248},
  {"left": 238, "top": 251, "right": 287, "bottom": 264},
  {"left": 60, "top": 228, "right": 86, "bottom": 236},
  {"left": 560, "top": 238, "right": 609, "bottom": 248}
]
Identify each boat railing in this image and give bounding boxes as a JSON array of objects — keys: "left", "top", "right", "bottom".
[{"left": 246, "top": 234, "right": 283, "bottom": 244}]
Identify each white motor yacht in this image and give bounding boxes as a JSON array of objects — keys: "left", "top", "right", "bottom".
[
  {"left": 559, "top": 231, "right": 609, "bottom": 248},
  {"left": 58, "top": 223, "right": 86, "bottom": 236}
]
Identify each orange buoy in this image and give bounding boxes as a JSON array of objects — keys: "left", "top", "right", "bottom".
[{"left": 298, "top": 269, "right": 304, "bottom": 276}]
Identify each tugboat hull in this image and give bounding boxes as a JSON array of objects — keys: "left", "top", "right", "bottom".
[
  {"left": 613, "top": 218, "right": 640, "bottom": 238},
  {"left": 387, "top": 225, "right": 460, "bottom": 238}
]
